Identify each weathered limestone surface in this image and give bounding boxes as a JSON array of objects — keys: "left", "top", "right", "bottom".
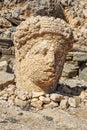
[{"left": 14, "top": 16, "right": 74, "bottom": 93}]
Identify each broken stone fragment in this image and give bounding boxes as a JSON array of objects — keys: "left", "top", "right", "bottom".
[
  {"left": 39, "top": 96, "right": 51, "bottom": 104},
  {"left": 0, "top": 71, "right": 14, "bottom": 90},
  {"left": 50, "top": 93, "right": 64, "bottom": 102},
  {"left": 0, "top": 17, "right": 12, "bottom": 28},
  {"left": 68, "top": 97, "right": 80, "bottom": 108},
  {"left": 14, "top": 16, "right": 74, "bottom": 93},
  {"left": 0, "top": 60, "right": 7, "bottom": 71},
  {"left": 60, "top": 98, "right": 69, "bottom": 109},
  {"left": 44, "top": 101, "right": 58, "bottom": 108},
  {"left": 31, "top": 100, "right": 43, "bottom": 109}
]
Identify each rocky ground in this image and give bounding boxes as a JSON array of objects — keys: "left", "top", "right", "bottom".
[
  {"left": 0, "top": 70, "right": 87, "bottom": 130},
  {"left": 0, "top": 104, "right": 87, "bottom": 130},
  {"left": 0, "top": 0, "right": 87, "bottom": 130}
]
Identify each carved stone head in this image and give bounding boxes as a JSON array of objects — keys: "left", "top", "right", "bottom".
[{"left": 14, "top": 16, "right": 74, "bottom": 93}]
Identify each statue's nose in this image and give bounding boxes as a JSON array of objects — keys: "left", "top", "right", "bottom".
[{"left": 46, "top": 45, "right": 55, "bottom": 67}]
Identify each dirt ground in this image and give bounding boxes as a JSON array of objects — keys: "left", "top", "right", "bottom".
[{"left": 0, "top": 103, "right": 87, "bottom": 130}]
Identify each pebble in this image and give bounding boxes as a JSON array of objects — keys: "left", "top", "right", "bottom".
[
  {"left": 62, "top": 85, "right": 72, "bottom": 94},
  {"left": 79, "top": 91, "right": 87, "bottom": 100},
  {"left": 68, "top": 97, "right": 78, "bottom": 108},
  {"left": 31, "top": 100, "right": 43, "bottom": 109},
  {"left": 14, "top": 97, "right": 27, "bottom": 108},
  {"left": 60, "top": 99, "right": 68, "bottom": 109},
  {"left": 50, "top": 93, "right": 64, "bottom": 102},
  {"left": 39, "top": 96, "right": 51, "bottom": 104},
  {"left": 44, "top": 101, "right": 58, "bottom": 108},
  {"left": 32, "top": 91, "right": 45, "bottom": 98}
]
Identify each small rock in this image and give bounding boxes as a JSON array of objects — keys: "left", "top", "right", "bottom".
[
  {"left": 62, "top": 85, "right": 72, "bottom": 94},
  {"left": 60, "top": 99, "right": 68, "bottom": 109},
  {"left": 50, "top": 93, "right": 64, "bottom": 102},
  {"left": 31, "top": 98, "right": 38, "bottom": 102},
  {"left": 18, "top": 94, "right": 27, "bottom": 101},
  {"left": 39, "top": 96, "right": 51, "bottom": 104},
  {"left": 0, "top": 71, "right": 14, "bottom": 90},
  {"left": 18, "top": 112, "right": 23, "bottom": 116},
  {"left": 31, "top": 100, "right": 43, "bottom": 109},
  {"left": 7, "top": 85, "right": 15, "bottom": 96},
  {"left": 0, "top": 93, "right": 8, "bottom": 100},
  {"left": 44, "top": 101, "right": 58, "bottom": 108},
  {"left": 45, "top": 94, "right": 50, "bottom": 98},
  {"left": 71, "top": 18, "right": 81, "bottom": 28},
  {"left": 44, "top": 116, "right": 53, "bottom": 121},
  {"left": 15, "top": 89, "right": 28, "bottom": 101},
  {"left": 21, "top": 104, "right": 30, "bottom": 111},
  {"left": 32, "top": 91, "right": 45, "bottom": 98},
  {"left": 5, "top": 117, "right": 19, "bottom": 123},
  {"left": 0, "top": 61, "right": 7, "bottom": 71},
  {"left": 14, "top": 97, "right": 27, "bottom": 108},
  {"left": 79, "top": 91, "right": 87, "bottom": 100},
  {"left": 8, "top": 95, "right": 15, "bottom": 105},
  {"left": 0, "top": 17, "right": 12, "bottom": 28},
  {"left": 12, "top": 8, "right": 21, "bottom": 19},
  {"left": 68, "top": 97, "right": 78, "bottom": 108}
]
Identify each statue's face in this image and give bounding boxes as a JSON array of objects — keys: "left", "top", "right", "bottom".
[
  {"left": 15, "top": 15, "right": 73, "bottom": 93},
  {"left": 20, "top": 34, "right": 66, "bottom": 91}
]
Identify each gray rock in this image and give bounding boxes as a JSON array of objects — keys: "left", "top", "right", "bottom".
[
  {"left": 62, "top": 85, "right": 72, "bottom": 94},
  {"left": 12, "top": 8, "right": 21, "bottom": 19},
  {"left": 79, "top": 63, "right": 87, "bottom": 81},
  {"left": 62, "top": 62, "right": 78, "bottom": 78},
  {"left": 73, "top": 52, "right": 87, "bottom": 62}
]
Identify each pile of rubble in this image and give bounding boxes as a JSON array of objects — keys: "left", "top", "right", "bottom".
[{"left": 0, "top": 81, "right": 87, "bottom": 110}]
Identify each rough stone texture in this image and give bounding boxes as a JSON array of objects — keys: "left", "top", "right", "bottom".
[
  {"left": 44, "top": 101, "right": 58, "bottom": 108},
  {"left": 50, "top": 93, "right": 64, "bottom": 102},
  {"left": 0, "top": 17, "right": 12, "bottom": 29},
  {"left": 60, "top": 99, "right": 68, "bottom": 109},
  {"left": 14, "top": 16, "right": 73, "bottom": 93},
  {"left": 31, "top": 100, "right": 43, "bottom": 109},
  {"left": 0, "top": 71, "right": 14, "bottom": 90},
  {"left": 26, "top": 0, "right": 66, "bottom": 20},
  {"left": 68, "top": 97, "right": 80, "bottom": 108},
  {"left": 39, "top": 96, "right": 51, "bottom": 104},
  {"left": 0, "top": 0, "right": 87, "bottom": 81},
  {"left": 0, "top": 60, "right": 7, "bottom": 71}
]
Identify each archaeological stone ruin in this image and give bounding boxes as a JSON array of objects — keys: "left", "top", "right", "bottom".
[{"left": 0, "top": 0, "right": 87, "bottom": 112}]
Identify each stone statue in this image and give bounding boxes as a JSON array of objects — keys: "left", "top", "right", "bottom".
[{"left": 14, "top": 16, "right": 74, "bottom": 93}]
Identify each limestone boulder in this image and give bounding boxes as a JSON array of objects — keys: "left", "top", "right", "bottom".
[{"left": 14, "top": 16, "right": 74, "bottom": 93}]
